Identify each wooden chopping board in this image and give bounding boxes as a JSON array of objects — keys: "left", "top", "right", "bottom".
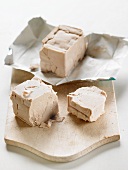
[{"left": 4, "top": 69, "right": 120, "bottom": 162}]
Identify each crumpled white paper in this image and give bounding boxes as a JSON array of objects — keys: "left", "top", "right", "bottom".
[{"left": 4, "top": 17, "right": 128, "bottom": 85}]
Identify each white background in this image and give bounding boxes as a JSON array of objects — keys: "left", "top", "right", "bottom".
[{"left": 0, "top": 0, "right": 128, "bottom": 169}]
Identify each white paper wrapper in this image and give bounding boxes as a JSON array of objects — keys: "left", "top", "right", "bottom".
[{"left": 4, "top": 17, "right": 128, "bottom": 85}]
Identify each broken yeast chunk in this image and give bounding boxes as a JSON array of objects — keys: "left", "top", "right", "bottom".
[
  {"left": 67, "top": 86, "right": 107, "bottom": 122},
  {"left": 10, "top": 77, "right": 59, "bottom": 127},
  {"left": 40, "top": 25, "right": 86, "bottom": 77}
]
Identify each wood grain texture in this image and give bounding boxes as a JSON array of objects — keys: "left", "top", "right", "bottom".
[{"left": 4, "top": 69, "right": 120, "bottom": 162}]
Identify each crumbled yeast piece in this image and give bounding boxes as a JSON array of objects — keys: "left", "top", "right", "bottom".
[
  {"left": 10, "top": 77, "right": 59, "bottom": 127},
  {"left": 67, "top": 86, "right": 107, "bottom": 122},
  {"left": 29, "top": 64, "right": 39, "bottom": 71},
  {"left": 40, "top": 25, "right": 86, "bottom": 77}
]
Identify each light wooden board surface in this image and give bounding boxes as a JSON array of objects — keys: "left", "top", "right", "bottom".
[{"left": 4, "top": 69, "right": 120, "bottom": 162}]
